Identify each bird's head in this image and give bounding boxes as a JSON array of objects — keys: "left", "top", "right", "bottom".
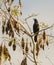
[{"left": 33, "top": 18, "right": 38, "bottom": 24}]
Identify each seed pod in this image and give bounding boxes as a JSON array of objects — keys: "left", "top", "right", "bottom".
[
  {"left": 0, "top": 45, "right": 2, "bottom": 65},
  {"left": 21, "top": 38, "right": 25, "bottom": 49},
  {"left": 43, "top": 31, "right": 46, "bottom": 40},
  {"left": 46, "top": 41, "right": 49, "bottom": 46},
  {"left": 16, "top": 23, "right": 19, "bottom": 33},
  {"left": 3, "top": 45, "right": 7, "bottom": 54},
  {"left": 9, "top": 31, "right": 11, "bottom": 37},
  {"left": 20, "top": 11, "right": 22, "bottom": 15},
  {"left": 40, "top": 44, "right": 44, "bottom": 50},
  {"left": 0, "top": 56, "right": 1, "bottom": 65},
  {"left": 13, "top": 43, "right": 16, "bottom": 51},
  {"left": 8, "top": 41, "right": 12, "bottom": 46},
  {"left": 30, "top": 42, "right": 32, "bottom": 47},
  {"left": 25, "top": 39, "right": 28, "bottom": 53},
  {"left": 7, "top": 7, "right": 10, "bottom": 12},
  {"left": 0, "top": 45, "right": 2, "bottom": 56},
  {"left": 21, "top": 57, "right": 27, "bottom": 65},
  {"left": 25, "top": 43, "right": 28, "bottom": 53},
  {"left": 6, "top": 27, "right": 8, "bottom": 34},
  {"left": 2, "top": 25, "right": 4, "bottom": 34},
  {"left": 6, "top": 52, "right": 11, "bottom": 61},
  {"left": 40, "top": 44, "right": 42, "bottom": 48},
  {"left": 11, "top": 30, "right": 14, "bottom": 38},
  {"left": 42, "top": 45, "right": 44, "bottom": 50},
  {"left": 36, "top": 43, "right": 39, "bottom": 56},
  {"left": 7, "top": 20, "right": 12, "bottom": 31},
  {"left": 3, "top": 45, "right": 10, "bottom": 62}
]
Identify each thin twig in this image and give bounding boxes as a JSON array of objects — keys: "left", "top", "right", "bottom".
[
  {"left": 25, "top": 13, "right": 39, "bottom": 21},
  {"left": 39, "top": 34, "right": 54, "bottom": 38}
]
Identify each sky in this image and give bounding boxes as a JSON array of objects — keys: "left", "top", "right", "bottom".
[
  {"left": 0, "top": 0, "right": 54, "bottom": 65},
  {"left": 22, "top": 0, "right": 54, "bottom": 24}
]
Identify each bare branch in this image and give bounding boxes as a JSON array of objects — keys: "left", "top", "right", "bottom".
[{"left": 25, "top": 13, "right": 39, "bottom": 21}]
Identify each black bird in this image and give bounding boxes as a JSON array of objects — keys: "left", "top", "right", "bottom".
[{"left": 33, "top": 19, "right": 39, "bottom": 42}]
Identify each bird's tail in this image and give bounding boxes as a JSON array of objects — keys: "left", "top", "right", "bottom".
[{"left": 34, "top": 35, "right": 37, "bottom": 42}]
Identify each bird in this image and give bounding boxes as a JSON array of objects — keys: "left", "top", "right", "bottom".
[{"left": 33, "top": 18, "right": 39, "bottom": 42}]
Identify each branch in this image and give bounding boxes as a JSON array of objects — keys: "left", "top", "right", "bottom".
[
  {"left": 32, "top": 24, "right": 54, "bottom": 37},
  {"left": 24, "top": 13, "right": 39, "bottom": 21},
  {"left": 39, "top": 34, "right": 54, "bottom": 38}
]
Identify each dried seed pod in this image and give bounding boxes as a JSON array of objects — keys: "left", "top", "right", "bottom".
[
  {"left": 2, "top": 25, "right": 4, "bottom": 34},
  {"left": 21, "top": 38, "right": 25, "bottom": 49},
  {"left": 7, "top": 7, "right": 10, "bottom": 12},
  {"left": 13, "top": 43, "right": 16, "bottom": 51},
  {"left": 36, "top": 43, "right": 39, "bottom": 56},
  {"left": 43, "top": 31, "right": 46, "bottom": 40},
  {"left": 21, "top": 57, "right": 27, "bottom": 65},
  {"left": 0, "top": 45, "right": 2, "bottom": 65},
  {"left": 20, "top": 11, "right": 22, "bottom": 15},
  {"left": 7, "top": 20, "right": 11, "bottom": 31},
  {"left": 8, "top": 41, "right": 12, "bottom": 46},
  {"left": 25, "top": 43, "right": 28, "bottom": 53},
  {"left": 42, "top": 45, "right": 44, "bottom": 50},
  {"left": 6, "top": 27, "right": 8, "bottom": 34},
  {"left": 11, "top": 30, "right": 14, "bottom": 38},
  {"left": 15, "top": 23, "right": 19, "bottom": 33},
  {"left": 3, "top": 45, "right": 7, "bottom": 54},
  {"left": 25, "top": 38, "right": 28, "bottom": 53},
  {"left": 25, "top": 38, "right": 29, "bottom": 53},
  {"left": 40, "top": 44, "right": 42, "bottom": 48},
  {"left": 40, "top": 44, "right": 44, "bottom": 50},
  {"left": 39, "top": 38, "right": 42, "bottom": 44},
  {"left": 9, "top": 29, "right": 14, "bottom": 38},
  {"left": 9, "top": 32, "right": 11, "bottom": 37},
  {"left": 3, "top": 45, "right": 11, "bottom": 62},
  {"left": 30, "top": 42, "right": 32, "bottom": 47},
  {"left": 0, "top": 45, "right": 2, "bottom": 56},
  {"left": 46, "top": 41, "right": 49, "bottom": 46},
  {"left": 46, "top": 35, "right": 49, "bottom": 46},
  {"left": 8, "top": 54, "right": 11, "bottom": 61}
]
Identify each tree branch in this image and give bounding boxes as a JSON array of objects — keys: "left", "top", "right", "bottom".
[
  {"left": 32, "top": 24, "right": 54, "bottom": 37},
  {"left": 24, "top": 13, "right": 39, "bottom": 21}
]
